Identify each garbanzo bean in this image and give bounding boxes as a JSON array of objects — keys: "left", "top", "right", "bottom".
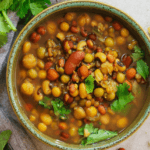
[
  {"left": 116, "top": 72, "right": 125, "bottom": 83},
  {"left": 40, "top": 113, "right": 52, "bottom": 125},
  {"left": 65, "top": 12, "right": 76, "bottom": 21},
  {"left": 37, "top": 47, "right": 46, "bottom": 59},
  {"left": 79, "top": 83, "right": 87, "bottom": 99},
  {"left": 22, "top": 41, "right": 31, "bottom": 53},
  {"left": 69, "top": 127, "right": 78, "bottom": 136},
  {"left": 105, "top": 37, "right": 114, "bottom": 47},
  {"left": 47, "top": 21, "right": 56, "bottom": 34},
  {"left": 38, "top": 70, "right": 47, "bottom": 79},
  {"left": 84, "top": 53, "right": 94, "bottom": 63},
  {"left": 21, "top": 82, "right": 34, "bottom": 95},
  {"left": 91, "top": 20, "right": 98, "bottom": 27},
  {"left": 52, "top": 87, "right": 61, "bottom": 97},
  {"left": 38, "top": 123, "right": 47, "bottom": 132},
  {"left": 19, "top": 69, "right": 27, "bottom": 79},
  {"left": 31, "top": 109, "right": 39, "bottom": 117},
  {"left": 121, "top": 28, "right": 129, "bottom": 37},
  {"left": 37, "top": 59, "right": 45, "bottom": 69},
  {"left": 85, "top": 100, "right": 92, "bottom": 107},
  {"left": 86, "top": 106, "right": 97, "bottom": 117},
  {"left": 77, "top": 13, "right": 91, "bottom": 26},
  {"left": 60, "top": 22, "right": 69, "bottom": 32},
  {"left": 99, "top": 113, "right": 110, "bottom": 125},
  {"left": 74, "top": 107, "right": 86, "bottom": 119},
  {"left": 94, "top": 88, "right": 104, "bottom": 97},
  {"left": 22, "top": 54, "right": 37, "bottom": 69},
  {"left": 106, "top": 92, "right": 116, "bottom": 101},
  {"left": 94, "top": 69, "right": 104, "bottom": 82},
  {"left": 117, "top": 117, "right": 128, "bottom": 128},
  {"left": 77, "top": 120, "right": 83, "bottom": 127},
  {"left": 61, "top": 75, "right": 70, "bottom": 84},
  {"left": 29, "top": 115, "right": 36, "bottom": 122},
  {"left": 27, "top": 69, "right": 37, "bottom": 79},
  {"left": 116, "top": 36, "right": 126, "bottom": 45}
]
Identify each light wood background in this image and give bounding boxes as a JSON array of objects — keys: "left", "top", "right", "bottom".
[{"left": 0, "top": 0, "right": 150, "bottom": 150}]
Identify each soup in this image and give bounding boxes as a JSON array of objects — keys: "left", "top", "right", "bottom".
[{"left": 16, "top": 11, "right": 149, "bottom": 145}]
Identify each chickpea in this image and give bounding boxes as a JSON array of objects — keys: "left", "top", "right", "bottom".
[
  {"left": 77, "top": 120, "right": 83, "bottom": 127},
  {"left": 19, "top": 69, "right": 27, "bottom": 79},
  {"left": 37, "top": 59, "right": 44, "bottom": 69},
  {"left": 95, "top": 52, "right": 106, "bottom": 63},
  {"left": 31, "top": 109, "right": 39, "bottom": 117},
  {"left": 42, "top": 80, "right": 51, "bottom": 95},
  {"left": 70, "top": 102, "right": 77, "bottom": 108},
  {"left": 85, "top": 100, "right": 92, "bottom": 107},
  {"left": 94, "top": 88, "right": 104, "bottom": 97},
  {"left": 86, "top": 106, "right": 97, "bottom": 117},
  {"left": 121, "top": 28, "right": 129, "bottom": 37},
  {"left": 79, "top": 83, "right": 87, "bottom": 99},
  {"left": 65, "top": 12, "right": 76, "bottom": 21},
  {"left": 94, "top": 69, "right": 104, "bottom": 82},
  {"left": 37, "top": 47, "right": 46, "bottom": 59},
  {"left": 116, "top": 36, "right": 126, "bottom": 45},
  {"left": 47, "top": 21, "right": 56, "bottom": 34},
  {"left": 56, "top": 32, "right": 65, "bottom": 41},
  {"left": 108, "top": 27, "right": 114, "bottom": 33},
  {"left": 100, "top": 61, "right": 113, "bottom": 75},
  {"left": 52, "top": 87, "right": 61, "bottom": 97},
  {"left": 91, "top": 20, "right": 98, "bottom": 27},
  {"left": 61, "top": 75, "right": 70, "bottom": 84},
  {"left": 22, "top": 41, "right": 31, "bottom": 53},
  {"left": 106, "top": 92, "right": 116, "bottom": 101},
  {"left": 99, "top": 114, "right": 110, "bottom": 125},
  {"left": 29, "top": 115, "right": 36, "bottom": 122},
  {"left": 94, "top": 14, "right": 104, "bottom": 22},
  {"left": 38, "top": 123, "right": 47, "bottom": 132},
  {"left": 105, "top": 37, "right": 114, "bottom": 47},
  {"left": 27, "top": 69, "right": 37, "bottom": 79},
  {"left": 116, "top": 72, "right": 125, "bottom": 83},
  {"left": 40, "top": 113, "right": 52, "bottom": 125},
  {"left": 87, "top": 94, "right": 92, "bottom": 100},
  {"left": 70, "top": 90, "right": 79, "bottom": 97},
  {"left": 69, "top": 127, "right": 78, "bottom": 136},
  {"left": 21, "top": 82, "right": 34, "bottom": 95},
  {"left": 74, "top": 107, "right": 86, "bottom": 119},
  {"left": 22, "top": 54, "right": 37, "bottom": 69},
  {"left": 60, "top": 22, "right": 69, "bottom": 32},
  {"left": 128, "top": 43, "right": 133, "bottom": 50},
  {"left": 117, "top": 117, "right": 128, "bottom": 128},
  {"left": 77, "top": 13, "right": 91, "bottom": 26},
  {"left": 38, "top": 70, "right": 47, "bottom": 79},
  {"left": 84, "top": 53, "right": 94, "bottom": 63}
]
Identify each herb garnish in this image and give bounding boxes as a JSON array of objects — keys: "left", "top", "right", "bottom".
[
  {"left": 131, "top": 45, "right": 144, "bottom": 61},
  {"left": 136, "top": 59, "right": 149, "bottom": 79},
  {"left": 85, "top": 75, "right": 95, "bottom": 94},
  {"left": 78, "top": 123, "right": 117, "bottom": 145},
  {"left": 0, "top": 130, "right": 12, "bottom": 150},
  {"left": 111, "top": 83, "right": 134, "bottom": 112},
  {"left": 39, "top": 96, "right": 51, "bottom": 109}
]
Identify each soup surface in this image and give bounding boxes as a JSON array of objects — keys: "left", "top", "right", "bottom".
[{"left": 16, "top": 11, "right": 149, "bottom": 145}]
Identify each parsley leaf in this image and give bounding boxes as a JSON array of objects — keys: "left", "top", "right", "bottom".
[
  {"left": 51, "top": 98, "right": 71, "bottom": 119},
  {"left": 0, "top": 130, "right": 12, "bottom": 150},
  {"left": 111, "top": 83, "right": 134, "bottom": 112},
  {"left": 137, "top": 59, "right": 149, "bottom": 79},
  {"left": 0, "top": 0, "right": 13, "bottom": 11},
  {"left": 39, "top": 96, "right": 51, "bottom": 109},
  {"left": 131, "top": 45, "right": 144, "bottom": 61},
  {"left": 85, "top": 75, "right": 95, "bottom": 94},
  {"left": 79, "top": 124, "right": 117, "bottom": 145},
  {"left": 0, "top": 32, "right": 8, "bottom": 47},
  {"left": 0, "top": 14, "right": 10, "bottom": 33}
]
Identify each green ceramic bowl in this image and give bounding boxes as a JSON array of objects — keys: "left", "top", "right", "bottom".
[{"left": 6, "top": 0, "right": 150, "bottom": 149}]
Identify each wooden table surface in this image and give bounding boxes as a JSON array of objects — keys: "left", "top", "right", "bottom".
[{"left": 0, "top": 0, "right": 150, "bottom": 150}]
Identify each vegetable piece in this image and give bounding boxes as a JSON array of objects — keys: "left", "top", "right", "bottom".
[
  {"left": 111, "top": 83, "right": 134, "bottom": 112},
  {"left": 0, "top": 32, "right": 7, "bottom": 47},
  {"left": 25, "top": 103, "right": 33, "bottom": 111},
  {"left": 51, "top": 98, "right": 71, "bottom": 119},
  {"left": 136, "top": 59, "right": 149, "bottom": 79},
  {"left": 122, "top": 55, "right": 132, "bottom": 68},
  {"left": 78, "top": 123, "right": 117, "bottom": 145},
  {"left": 0, "top": 130, "right": 12, "bottom": 150},
  {"left": 64, "top": 51, "right": 85, "bottom": 75},
  {"left": 47, "top": 69, "right": 59, "bottom": 81},
  {"left": 39, "top": 96, "right": 51, "bottom": 109},
  {"left": 131, "top": 45, "right": 144, "bottom": 61},
  {"left": 126, "top": 68, "right": 136, "bottom": 80},
  {"left": 85, "top": 75, "right": 95, "bottom": 94}
]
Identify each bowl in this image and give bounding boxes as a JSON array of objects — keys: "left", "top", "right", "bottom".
[{"left": 6, "top": 0, "right": 150, "bottom": 149}]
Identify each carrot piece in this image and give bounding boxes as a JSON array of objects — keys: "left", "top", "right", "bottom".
[
  {"left": 126, "top": 68, "right": 136, "bottom": 80},
  {"left": 122, "top": 55, "right": 132, "bottom": 68},
  {"left": 112, "top": 21, "right": 122, "bottom": 31},
  {"left": 107, "top": 54, "right": 115, "bottom": 63},
  {"left": 125, "top": 80, "right": 132, "bottom": 91},
  {"left": 25, "top": 103, "right": 33, "bottom": 112}
]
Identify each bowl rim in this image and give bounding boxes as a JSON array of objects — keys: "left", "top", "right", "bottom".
[{"left": 6, "top": 0, "right": 150, "bottom": 149}]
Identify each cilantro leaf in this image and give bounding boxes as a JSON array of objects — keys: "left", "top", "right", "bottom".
[
  {"left": 0, "top": 14, "right": 10, "bottom": 33},
  {"left": 0, "top": 0, "right": 13, "bottom": 11},
  {"left": 84, "top": 130, "right": 118, "bottom": 145},
  {"left": 79, "top": 124, "right": 117, "bottom": 145},
  {"left": 137, "top": 59, "right": 149, "bottom": 79},
  {"left": 85, "top": 75, "right": 95, "bottom": 94},
  {"left": 0, "top": 130, "right": 12, "bottom": 150},
  {"left": 131, "top": 45, "right": 144, "bottom": 61},
  {"left": 0, "top": 32, "right": 8, "bottom": 48},
  {"left": 39, "top": 96, "right": 51, "bottom": 109},
  {"left": 111, "top": 83, "right": 134, "bottom": 112},
  {"left": 51, "top": 98, "right": 71, "bottom": 118}
]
